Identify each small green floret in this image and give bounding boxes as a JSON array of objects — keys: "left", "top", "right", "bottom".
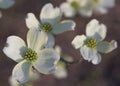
[
  {"left": 42, "top": 22, "right": 52, "bottom": 33},
  {"left": 85, "top": 38, "right": 97, "bottom": 48},
  {"left": 24, "top": 49, "right": 37, "bottom": 62}
]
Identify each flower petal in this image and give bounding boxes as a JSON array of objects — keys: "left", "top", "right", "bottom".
[
  {"left": 45, "top": 34, "right": 55, "bottom": 48},
  {"left": 72, "top": 35, "right": 86, "bottom": 49},
  {"left": 27, "top": 29, "right": 48, "bottom": 52},
  {"left": 53, "top": 62, "right": 67, "bottom": 79},
  {"left": 0, "top": 0, "right": 15, "bottom": 9},
  {"left": 80, "top": 46, "right": 97, "bottom": 62},
  {"left": 33, "top": 49, "right": 60, "bottom": 74},
  {"left": 94, "top": 6, "right": 108, "bottom": 14},
  {"left": 86, "top": 19, "right": 107, "bottom": 41},
  {"left": 25, "top": 13, "right": 40, "bottom": 30},
  {"left": 94, "top": 0, "right": 115, "bottom": 14},
  {"left": 3, "top": 36, "right": 26, "bottom": 62},
  {"left": 100, "top": 0, "right": 115, "bottom": 8},
  {"left": 52, "top": 20, "right": 76, "bottom": 35},
  {"left": 55, "top": 45, "right": 62, "bottom": 55},
  {"left": 79, "top": 7, "right": 93, "bottom": 17},
  {"left": 92, "top": 53, "right": 101, "bottom": 65},
  {"left": 97, "top": 40, "right": 117, "bottom": 53},
  {"left": 9, "top": 76, "right": 19, "bottom": 86},
  {"left": 12, "top": 60, "right": 31, "bottom": 84},
  {"left": 40, "top": 3, "right": 62, "bottom": 25},
  {"left": 60, "top": 2, "right": 75, "bottom": 17}
]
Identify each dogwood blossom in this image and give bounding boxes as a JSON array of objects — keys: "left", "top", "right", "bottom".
[
  {"left": 72, "top": 19, "right": 117, "bottom": 64},
  {"left": 0, "top": 0, "right": 15, "bottom": 18},
  {"left": 53, "top": 46, "right": 73, "bottom": 79},
  {"left": 60, "top": 0, "right": 115, "bottom": 17},
  {"left": 3, "top": 29, "right": 60, "bottom": 83},
  {"left": 25, "top": 3, "right": 76, "bottom": 48}
]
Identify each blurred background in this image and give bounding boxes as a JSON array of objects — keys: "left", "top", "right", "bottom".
[{"left": 0, "top": 0, "right": 120, "bottom": 86}]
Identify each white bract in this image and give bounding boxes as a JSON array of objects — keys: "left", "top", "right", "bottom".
[
  {"left": 53, "top": 46, "right": 73, "bottom": 79},
  {"left": 25, "top": 3, "right": 76, "bottom": 48},
  {"left": 60, "top": 0, "right": 115, "bottom": 17},
  {"left": 3, "top": 29, "right": 60, "bottom": 83},
  {"left": 9, "top": 68, "right": 40, "bottom": 86},
  {"left": 0, "top": 0, "right": 15, "bottom": 18},
  {"left": 72, "top": 19, "right": 117, "bottom": 64}
]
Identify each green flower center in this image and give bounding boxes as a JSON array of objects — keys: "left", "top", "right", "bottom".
[
  {"left": 71, "top": 1, "right": 80, "bottom": 10},
  {"left": 93, "top": 0, "right": 99, "bottom": 3},
  {"left": 42, "top": 22, "right": 52, "bottom": 33},
  {"left": 85, "top": 38, "right": 97, "bottom": 48},
  {"left": 24, "top": 49, "right": 37, "bottom": 62}
]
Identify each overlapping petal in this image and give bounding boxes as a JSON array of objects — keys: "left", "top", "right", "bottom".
[
  {"left": 12, "top": 60, "right": 31, "bottom": 84},
  {"left": 92, "top": 53, "right": 101, "bottom": 64},
  {"left": 33, "top": 49, "right": 60, "bottom": 74},
  {"left": 3, "top": 36, "right": 26, "bottom": 62},
  {"left": 45, "top": 34, "right": 55, "bottom": 48},
  {"left": 52, "top": 20, "right": 75, "bottom": 34},
  {"left": 53, "top": 62, "right": 67, "bottom": 79},
  {"left": 27, "top": 29, "right": 48, "bottom": 51},
  {"left": 80, "top": 46, "right": 97, "bottom": 61},
  {"left": 86, "top": 19, "right": 107, "bottom": 41}
]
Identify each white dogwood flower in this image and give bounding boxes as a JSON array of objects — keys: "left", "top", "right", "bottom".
[
  {"left": 72, "top": 19, "right": 117, "bottom": 64},
  {"left": 53, "top": 45, "right": 73, "bottom": 79},
  {"left": 60, "top": 0, "right": 115, "bottom": 17},
  {"left": 0, "top": 0, "right": 15, "bottom": 18},
  {"left": 3, "top": 29, "right": 60, "bottom": 83},
  {"left": 25, "top": 3, "right": 76, "bottom": 48}
]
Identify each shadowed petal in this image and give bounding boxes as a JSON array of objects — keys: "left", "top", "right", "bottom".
[
  {"left": 86, "top": 19, "right": 107, "bottom": 41},
  {"left": 45, "top": 34, "right": 55, "bottom": 48},
  {"left": 27, "top": 29, "right": 48, "bottom": 52},
  {"left": 0, "top": 0, "right": 15, "bottom": 9},
  {"left": 52, "top": 20, "right": 75, "bottom": 35},
  {"left": 40, "top": 3, "right": 62, "bottom": 25},
  {"left": 33, "top": 49, "right": 60, "bottom": 74},
  {"left": 97, "top": 40, "right": 117, "bottom": 53},
  {"left": 80, "top": 46, "right": 97, "bottom": 62},
  {"left": 12, "top": 60, "right": 31, "bottom": 84}
]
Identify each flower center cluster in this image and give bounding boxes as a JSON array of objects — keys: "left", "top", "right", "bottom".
[
  {"left": 42, "top": 22, "right": 52, "bottom": 33},
  {"left": 85, "top": 38, "right": 97, "bottom": 48},
  {"left": 24, "top": 49, "right": 37, "bottom": 62},
  {"left": 71, "top": 1, "right": 80, "bottom": 10},
  {"left": 93, "top": 0, "right": 99, "bottom": 3}
]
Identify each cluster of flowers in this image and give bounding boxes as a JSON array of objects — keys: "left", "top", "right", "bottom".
[{"left": 1, "top": 0, "right": 117, "bottom": 86}]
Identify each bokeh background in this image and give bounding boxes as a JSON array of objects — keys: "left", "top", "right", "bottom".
[{"left": 0, "top": 0, "right": 120, "bottom": 86}]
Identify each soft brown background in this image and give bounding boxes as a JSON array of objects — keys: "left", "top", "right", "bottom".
[{"left": 0, "top": 0, "right": 120, "bottom": 86}]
